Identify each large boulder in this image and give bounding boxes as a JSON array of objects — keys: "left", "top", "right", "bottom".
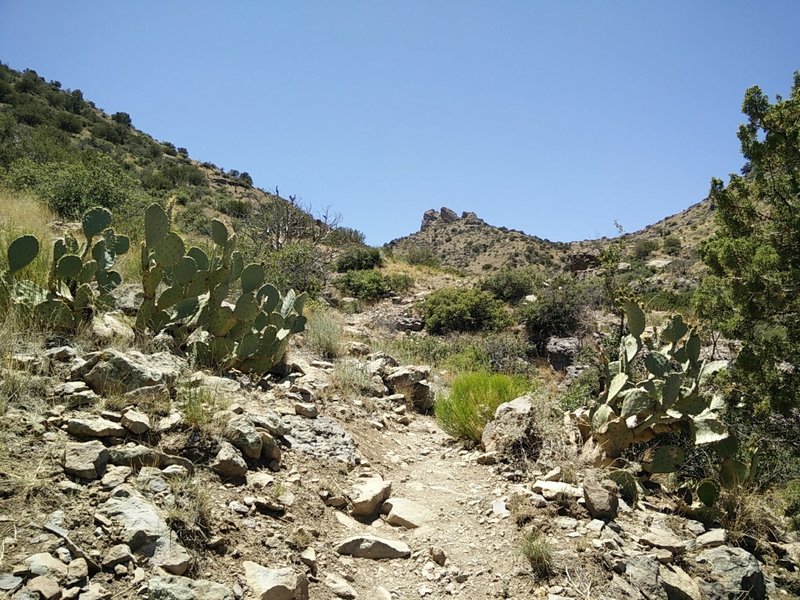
[
  {"left": 76, "top": 349, "right": 185, "bottom": 394},
  {"left": 481, "top": 396, "right": 540, "bottom": 462},
  {"left": 545, "top": 336, "right": 581, "bottom": 371},
  {"left": 383, "top": 365, "right": 434, "bottom": 412},
  {"left": 695, "top": 546, "right": 766, "bottom": 599}
]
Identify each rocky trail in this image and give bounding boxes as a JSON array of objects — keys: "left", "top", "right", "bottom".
[{"left": 0, "top": 295, "right": 798, "bottom": 599}]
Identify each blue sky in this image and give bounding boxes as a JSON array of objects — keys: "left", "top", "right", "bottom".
[{"left": 1, "top": 2, "right": 798, "bottom": 245}]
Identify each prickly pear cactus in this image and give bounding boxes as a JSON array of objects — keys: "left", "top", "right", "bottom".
[
  {"left": 134, "top": 203, "right": 308, "bottom": 375},
  {"left": 1, "top": 207, "right": 128, "bottom": 330},
  {"left": 590, "top": 301, "right": 729, "bottom": 466}
]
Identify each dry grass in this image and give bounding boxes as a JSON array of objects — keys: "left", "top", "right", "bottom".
[
  {"left": 176, "top": 386, "right": 229, "bottom": 435},
  {"left": 0, "top": 188, "right": 55, "bottom": 288},
  {"left": 331, "top": 358, "right": 374, "bottom": 398},
  {"left": 520, "top": 530, "right": 554, "bottom": 578},
  {"left": 304, "top": 304, "right": 343, "bottom": 359},
  {"left": 166, "top": 474, "right": 212, "bottom": 551}
]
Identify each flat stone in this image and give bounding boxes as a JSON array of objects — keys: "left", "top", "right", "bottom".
[
  {"left": 76, "top": 349, "right": 185, "bottom": 394},
  {"left": 531, "top": 480, "right": 582, "bottom": 498},
  {"left": 382, "top": 497, "right": 430, "bottom": 529},
  {"left": 26, "top": 575, "right": 61, "bottom": 600},
  {"left": 350, "top": 476, "right": 392, "bottom": 517},
  {"left": 242, "top": 562, "right": 308, "bottom": 600},
  {"left": 325, "top": 574, "right": 357, "bottom": 599},
  {"left": 294, "top": 402, "right": 318, "bottom": 418},
  {"left": 62, "top": 440, "right": 109, "bottom": 480},
  {"left": 639, "top": 528, "right": 688, "bottom": 554},
  {"left": 24, "top": 553, "right": 68, "bottom": 580},
  {"left": 335, "top": 535, "right": 411, "bottom": 559},
  {"left": 282, "top": 415, "right": 360, "bottom": 467},
  {"left": 0, "top": 573, "right": 22, "bottom": 591},
  {"left": 121, "top": 409, "right": 150, "bottom": 434},
  {"left": 695, "top": 528, "right": 726, "bottom": 549},
  {"left": 66, "top": 417, "right": 126, "bottom": 438},
  {"left": 148, "top": 574, "right": 234, "bottom": 600}
]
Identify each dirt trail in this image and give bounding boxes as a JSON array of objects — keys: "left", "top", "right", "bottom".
[{"left": 327, "top": 415, "right": 542, "bottom": 599}]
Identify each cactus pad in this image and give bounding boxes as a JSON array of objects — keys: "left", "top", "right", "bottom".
[{"left": 7, "top": 235, "right": 40, "bottom": 274}]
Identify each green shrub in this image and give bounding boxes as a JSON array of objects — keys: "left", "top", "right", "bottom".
[
  {"left": 263, "top": 242, "right": 327, "bottom": 296},
  {"left": 385, "top": 272, "right": 414, "bottom": 293},
  {"left": 515, "top": 276, "right": 588, "bottom": 354},
  {"left": 336, "top": 246, "right": 382, "bottom": 272},
  {"left": 327, "top": 227, "right": 366, "bottom": 247},
  {"left": 558, "top": 367, "right": 601, "bottom": 411},
  {"left": 479, "top": 268, "right": 538, "bottom": 304},
  {"left": 401, "top": 246, "right": 440, "bottom": 268},
  {"left": 336, "top": 269, "right": 391, "bottom": 300},
  {"left": 663, "top": 235, "right": 682, "bottom": 256},
  {"left": 423, "top": 287, "right": 511, "bottom": 334},
  {"left": 633, "top": 238, "right": 659, "bottom": 259},
  {"left": 434, "top": 371, "right": 531, "bottom": 441},
  {"left": 217, "top": 196, "right": 251, "bottom": 218}
]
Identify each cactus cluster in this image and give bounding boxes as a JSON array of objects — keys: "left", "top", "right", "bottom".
[
  {"left": 134, "top": 204, "right": 307, "bottom": 374},
  {"left": 591, "top": 301, "right": 729, "bottom": 462},
  {"left": 1, "top": 207, "right": 129, "bottom": 330}
]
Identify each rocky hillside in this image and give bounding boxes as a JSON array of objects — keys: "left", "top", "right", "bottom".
[{"left": 388, "top": 200, "right": 716, "bottom": 277}]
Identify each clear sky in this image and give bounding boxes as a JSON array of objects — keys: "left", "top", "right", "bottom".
[{"left": 1, "top": 2, "right": 798, "bottom": 245}]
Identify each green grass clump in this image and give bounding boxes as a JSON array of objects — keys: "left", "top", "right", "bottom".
[
  {"left": 520, "top": 531, "right": 553, "bottom": 577},
  {"left": 434, "top": 371, "right": 531, "bottom": 441}
]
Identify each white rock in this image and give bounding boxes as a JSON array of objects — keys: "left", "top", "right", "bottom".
[{"left": 243, "top": 561, "right": 308, "bottom": 600}]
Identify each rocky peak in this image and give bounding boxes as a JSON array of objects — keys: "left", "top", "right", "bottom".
[{"left": 420, "top": 207, "right": 479, "bottom": 231}]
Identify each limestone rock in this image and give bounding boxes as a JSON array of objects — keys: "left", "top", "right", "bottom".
[
  {"left": 243, "top": 562, "right": 308, "bottom": 600},
  {"left": 24, "top": 553, "right": 69, "bottom": 580},
  {"left": 659, "top": 565, "right": 702, "bottom": 600},
  {"left": 121, "top": 409, "right": 150, "bottom": 435},
  {"left": 91, "top": 311, "right": 134, "bottom": 343},
  {"left": 66, "top": 417, "right": 126, "bottom": 438},
  {"left": 350, "top": 476, "right": 392, "bottom": 517},
  {"left": 583, "top": 481, "right": 618, "bottom": 521},
  {"left": 283, "top": 415, "right": 360, "bottom": 467},
  {"left": 95, "top": 484, "right": 191, "bottom": 575},
  {"left": 695, "top": 528, "right": 726, "bottom": 549},
  {"left": 325, "top": 574, "right": 357, "bottom": 599},
  {"left": 210, "top": 441, "right": 248, "bottom": 479},
  {"left": 481, "top": 396, "right": 540, "bottom": 461},
  {"left": 224, "top": 415, "right": 262, "bottom": 459},
  {"left": 695, "top": 546, "right": 765, "bottom": 600},
  {"left": 625, "top": 554, "right": 667, "bottom": 600},
  {"left": 384, "top": 365, "right": 434, "bottom": 412},
  {"left": 545, "top": 336, "right": 581, "bottom": 371},
  {"left": 62, "top": 440, "right": 109, "bottom": 480},
  {"left": 76, "top": 349, "right": 185, "bottom": 394},
  {"left": 382, "top": 497, "right": 430, "bottom": 529},
  {"left": 26, "top": 575, "right": 60, "bottom": 600},
  {"left": 334, "top": 535, "right": 411, "bottom": 559}
]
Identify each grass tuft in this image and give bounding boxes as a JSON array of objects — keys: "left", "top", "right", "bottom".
[
  {"left": 434, "top": 371, "right": 531, "bottom": 441},
  {"left": 520, "top": 530, "right": 553, "bottom": 578},
  {"left": 304, "top": 304, "right": 343, "bottom": 359}
]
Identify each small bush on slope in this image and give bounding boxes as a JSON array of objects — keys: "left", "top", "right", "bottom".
[
  {"left": 434, "top": 372, "right": 531, "bottom": 441},
  {"left": 422, "top": 287, "right": 510, "bottom": 335},
  {"left": 304, "top": 303, "right": 343, "bottom": 359},
  {"left": 335, "top": 246, "right": 382, "bottom": 272}
]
